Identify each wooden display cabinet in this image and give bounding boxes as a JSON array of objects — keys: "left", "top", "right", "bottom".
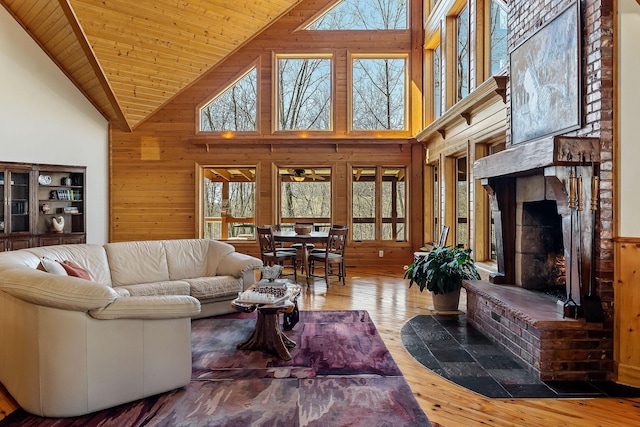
[{"left": 0, "top": 161, "right": 86, "bottom": 250}]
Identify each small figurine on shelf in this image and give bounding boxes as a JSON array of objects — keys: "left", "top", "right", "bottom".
[
  {"left": 41, "top": 204, "right": 50, "bottom": 214},
  {"left": 51, "top": 216, "right": 64, "bottom": 233}
]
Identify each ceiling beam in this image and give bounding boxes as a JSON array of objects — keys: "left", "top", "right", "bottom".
[{"left": 59, "top": 0, "right": 130, "bottom": 131}]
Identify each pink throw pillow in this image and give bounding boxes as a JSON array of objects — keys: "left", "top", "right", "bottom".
[{"left": 57, "top": 260, "right": 91, "bottom": 280}]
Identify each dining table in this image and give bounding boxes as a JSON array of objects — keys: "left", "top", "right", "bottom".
[{"left": 272, "top": 230, "right": 328, "bottom": 284}]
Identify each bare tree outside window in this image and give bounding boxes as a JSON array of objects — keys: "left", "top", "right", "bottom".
[
  {"left": 352, "top": 167, "right": 406, "bottom": 241},
  {"left": 200, "top": 68, "right": 257, "bottom": 132},
  {"left": 278, "top": 57, "right": 331, "bottom": 131},
  {"left": 280, "top": 169, "right": 331, "bottom": 225},
  {"left": 456, "top": 157, "right": 468, "bottom": 247},
  {"left": 490, "top": 0, "right": 508, "bottom": 74},
  {"left": 203, "top": 167, "right": 256, "bottom": 240},
  {"left": 306, "top": 0, "right": 407, "bottom": 30},
  {"left": 456, "top": 6, "right": 470, "bottom": 101},
  {"left": 352, "top": 57, "right": 406, "bottom": 130},
  {"left": 382, "top": 168, "right": 405, "bottom": 241},
  {"left": 352, "top": 168, "right": 376, "bottom": 240},
  {"left": 433, "top": 44, "right": 442, "bottom": 119}
]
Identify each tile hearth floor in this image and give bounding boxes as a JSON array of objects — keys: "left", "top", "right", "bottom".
[{"left": 401, "top": 313, "right": 640, "bottom": 399}]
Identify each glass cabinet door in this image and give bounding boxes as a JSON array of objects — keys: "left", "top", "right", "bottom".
[{"left": 8, "top": 171, "right": 31, "bottom": 233}]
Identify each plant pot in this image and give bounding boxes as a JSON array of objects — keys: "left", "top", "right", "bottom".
[{"left": 431, "top": 288, "right": 461, "bottom": 311}]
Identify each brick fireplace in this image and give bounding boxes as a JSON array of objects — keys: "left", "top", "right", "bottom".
[{"left": 466, "top": 136, "right": 611, "bottom": 381}]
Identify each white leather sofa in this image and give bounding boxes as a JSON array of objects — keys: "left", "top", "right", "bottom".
[{"left": 0, "top": 239, "right": 262, "bottom": 417}]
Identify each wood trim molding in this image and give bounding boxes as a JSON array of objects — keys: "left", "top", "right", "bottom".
[{"left": 415, "top": 75, "right": 507, "bottom": 142}]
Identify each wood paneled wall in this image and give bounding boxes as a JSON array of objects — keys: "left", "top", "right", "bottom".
[
  {"left": 109, "top": 0, "right": 425, "bottom": 267},
  {"left": 615, "top": 238, "right": 640, "bottom": 386}
]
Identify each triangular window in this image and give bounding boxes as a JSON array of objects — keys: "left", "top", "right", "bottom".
[
  {"left": 305, "top": 0, "right": 407, "bottom": 30},
  {"left": 199, "top": 67, "right": 257, "bottom": 132}
]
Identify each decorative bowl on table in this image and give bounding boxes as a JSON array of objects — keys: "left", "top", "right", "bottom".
[
  {"left": 260, "top": 265, "right": 283, "bottom": 282},
  {"left": 294, "top": 224, "right": 313, "bottom": 235}
]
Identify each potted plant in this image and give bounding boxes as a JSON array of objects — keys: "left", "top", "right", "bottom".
[{"left": 404, "top": 245, "right": 480, "bottom": 311}]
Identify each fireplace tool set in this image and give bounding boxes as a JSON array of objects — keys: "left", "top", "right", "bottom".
[
  {"left": 563, "top": 164, "right": 604, "bottom": 322},
  {"left": 563, "top": 168, "right": 580, "bottom": 318}
]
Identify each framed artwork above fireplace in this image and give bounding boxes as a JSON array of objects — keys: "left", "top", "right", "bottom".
[{"left": 510, "top": 1, "right": 581, "bottom": 145}]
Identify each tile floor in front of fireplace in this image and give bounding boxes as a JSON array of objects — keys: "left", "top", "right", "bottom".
[{"left": 401, "top": 313, "right": 640, "bottom": 399}]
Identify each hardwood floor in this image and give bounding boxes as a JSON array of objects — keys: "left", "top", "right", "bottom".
[{"left": 2, "top": 265, "right": 640, "bottom": 426}]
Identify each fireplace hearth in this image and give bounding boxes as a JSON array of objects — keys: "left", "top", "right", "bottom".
[{"left": 464, "top": 136, "right": 608, "bottom": 381}]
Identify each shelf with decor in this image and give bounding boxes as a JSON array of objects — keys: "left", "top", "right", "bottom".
[{"left": 0, "top": 161, "right": 86, "bottom": 251}]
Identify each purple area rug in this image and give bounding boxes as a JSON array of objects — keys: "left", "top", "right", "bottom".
[{"left": 1, "top": 310, "right": 430, "bottom": 426}]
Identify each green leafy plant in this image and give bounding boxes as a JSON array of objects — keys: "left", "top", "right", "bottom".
[{"left": 404, "top": 246, "right": 480, "bottom": 295}]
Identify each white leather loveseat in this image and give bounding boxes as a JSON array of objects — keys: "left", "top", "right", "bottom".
[{"left": 0, "top": 239, "right": 262, "bottom": 417}]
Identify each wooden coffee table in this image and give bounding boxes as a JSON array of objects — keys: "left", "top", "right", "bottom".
[{"left": 231, "top": 283, "right": 301, "bottom": 360}]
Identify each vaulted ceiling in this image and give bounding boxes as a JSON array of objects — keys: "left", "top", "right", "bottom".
[{"left": 1, "top": 0, "right": 302, "bottom": 131}]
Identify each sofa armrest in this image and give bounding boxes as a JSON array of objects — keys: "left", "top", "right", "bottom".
[
  {"left": 0, "top": 268, "right": 117, "bottom": 311},
  {"left": 89, "top": 295, "right": 201, "bottom": 320},
  {"left": 216, "top": 252, "right": 262, "bottom": 278}
]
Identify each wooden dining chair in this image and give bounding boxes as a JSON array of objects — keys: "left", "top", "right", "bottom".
[
  {"left": 291, "top": 222, "right": 315, "bottom": 273},
  {"left": 309, "top": 226, "right": 348, "bottom": 286},
  {"left": 257, "top": 225, "right": 297, "bottom": 281},
  {"left": 310, "top": 224, "right": 347, "bottom": 255}
]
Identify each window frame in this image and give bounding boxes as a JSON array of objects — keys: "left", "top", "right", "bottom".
[
  {"left": 197, "top": 163, "right": 258, "bottom": 241},
  {"left": 424, "top": 22, "right": 443, "bottom": 123},
  {"left": 487, "top": 0, "right": 508, "bottom": 76},
  {"left": 272, "top": 53, "right": 335, "bottom": 134},
  {"left": 455, "top": 155, "right": 469, "bottom": 247},
  {"left": 348, "top": 52, "right": 410, "bottom": 134},
  {"left": 276, "top": 166, "right": 333, "bottom": 230},
  {"left": 301, "top": 0, "right": 410, "bottom": 31},
  {"left": 195, "top": 60, "right": 260, "bottom": 136},
  {"left": 454, "top": 3, "right": 470, "bottom": 102},
  {"left": 350, "top": 164, "right": 408, "bottom": 242}
]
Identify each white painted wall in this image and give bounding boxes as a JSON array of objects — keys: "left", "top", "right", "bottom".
[
  {"left": 0, "top": 7, "right": 109, "bottom": 244},
  {"left": 619, "top": 0, "right": 640, "bottom": 237}
]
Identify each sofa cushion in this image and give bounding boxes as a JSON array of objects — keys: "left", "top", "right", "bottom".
[
  {"left": 117, "top": 281, "right": 190, "bottom": 297},
  {"left": 0, "top": 268, "right": 117, "bottom": 311},
  {"left": 24, "top": 244, "right": 112, "bottom": 285},
  {"left": 163, "top": 239, "right": 234, "bottom": 279},
  {"left": 113, "top": 287, "right": 131, "bottom": 297},
  {"left": 104, "top": 241, "right": 169, "bottom": 286},
  {"left": 88, "top": 295, "right": 201, "bottom": 320},
  {"left": 187, "top": 275, "right": 243, "bottom": 300}
]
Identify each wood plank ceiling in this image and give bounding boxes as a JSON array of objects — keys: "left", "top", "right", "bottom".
[{"left": 1, "top": 0, "right": 302, "bottom": 131}]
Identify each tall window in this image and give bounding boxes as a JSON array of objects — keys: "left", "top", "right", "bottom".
[
  {"left": 352, "top": 166, "right": 406, "bottom": 241},
  {"left": 433, "top": 44, "right": 442, "bottom": 119},
  {"left": 279, "top": 168, "right": 331, "bottom": 229},
  {"left": 351, "top": 56, "right": 407, "bottom": 131},
  {"left": 456, "top": 157, "right": 468, "bottom": 247},
  {"left": 490, "top": 0, "right": 508, "bottom": 74},
  {"left": 433, "top": 165, "right": 440, "bottom": 240},
  {"left": 276, "top": 56, "right": 332, "bottom": 131},
  {"left": 456, "top": 5, "right": 470, "bottom": 101},
  {"left": 306, "top": 0, "right": 408, "bottom": 30},
  {"left": 352, "top": 167, "right": 376, "bottom": 240},
  {"left": 202, "top": 166, "right": 256, "bottom": 240},
  {"left": 199, "top": 67, "right": 257, "bottom": 132},
  {"left": 382, "top": 167, "right": 406, "bottom": 240}
]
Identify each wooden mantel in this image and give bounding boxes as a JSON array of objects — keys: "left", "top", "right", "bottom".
[{"left": 473, "top": 136, "right": 601, "bottom": 180}]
